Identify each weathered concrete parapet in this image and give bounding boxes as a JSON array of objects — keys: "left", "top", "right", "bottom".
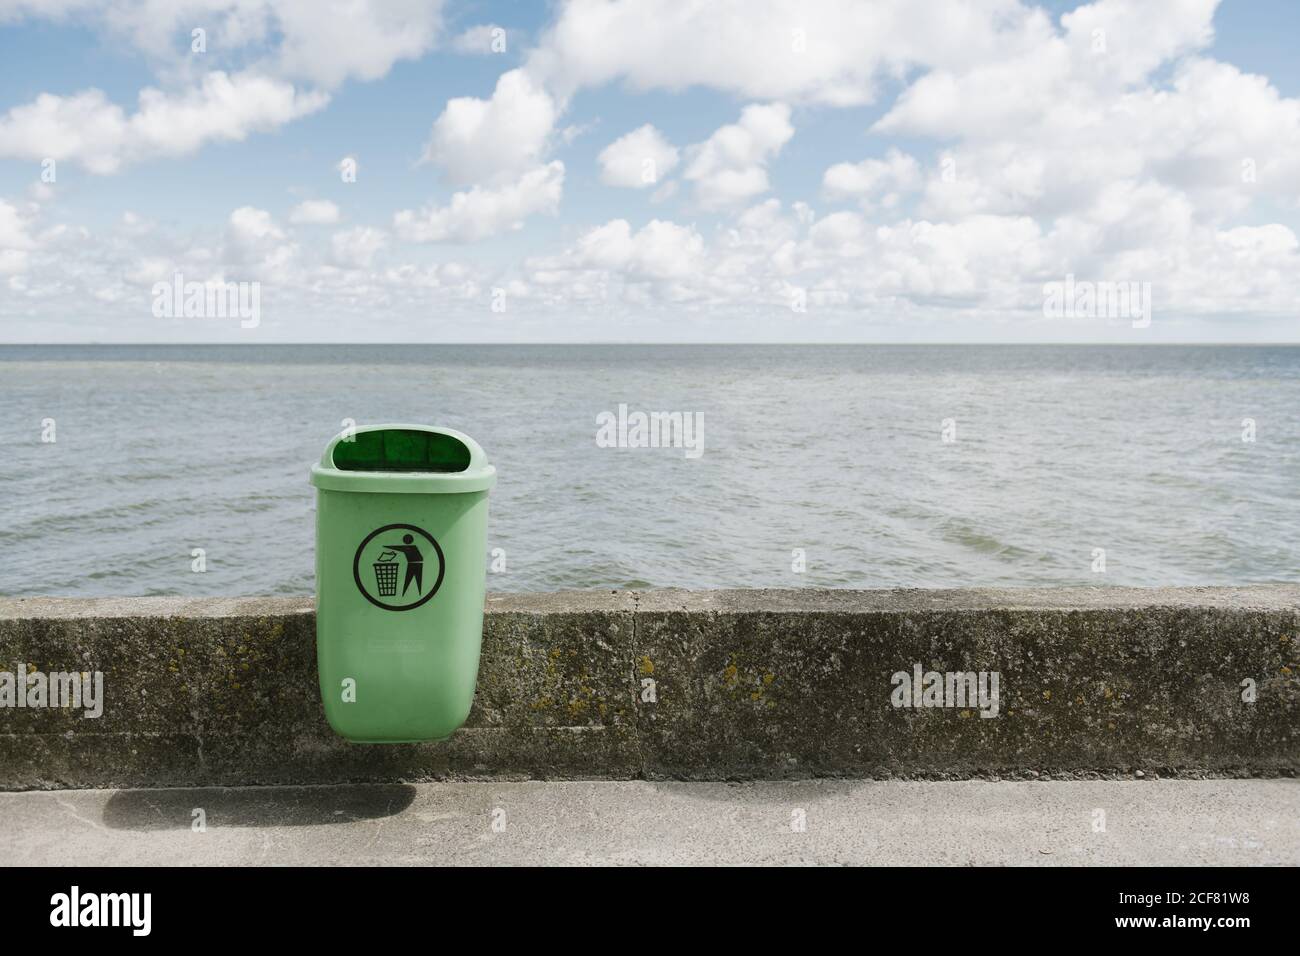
[{"left": 1, "top": 587, "right": 1297, "bottom": 789}]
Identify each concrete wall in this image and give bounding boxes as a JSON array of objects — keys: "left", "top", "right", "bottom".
[{"left": 1, "top": 587, "right": 1297, "bottom": 789}]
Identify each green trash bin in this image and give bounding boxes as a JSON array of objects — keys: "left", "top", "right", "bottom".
[{"left": 309, "top": 424, "right": 496, "bottom": 742}]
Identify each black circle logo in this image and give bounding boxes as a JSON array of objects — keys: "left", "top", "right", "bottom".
[{"left": 353, "top": 523, "right": 445, "bottom": 611}]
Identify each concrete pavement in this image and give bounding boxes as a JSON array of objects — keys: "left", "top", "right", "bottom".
[{"left": 3, "top": 779, "right": 1296, "bottom": 866}]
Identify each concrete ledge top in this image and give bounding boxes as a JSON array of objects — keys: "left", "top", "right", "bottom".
[
  {"left": 630, "top": 585, "right": 1300, "bottom": 613},
  {"left": 2, "top": 584, "right": 1298, "bottom": 620},
  {"left": 0, "top": 595, "right": 315, "bottom": 620}
]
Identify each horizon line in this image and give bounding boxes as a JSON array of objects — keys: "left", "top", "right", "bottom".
[{"left": 4, "top": 341, "right": 1300, "bottom": 348}]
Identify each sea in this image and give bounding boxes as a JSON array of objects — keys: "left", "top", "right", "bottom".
[{"left": 1, "top": 344, "right": 1296, "bottom": 596}]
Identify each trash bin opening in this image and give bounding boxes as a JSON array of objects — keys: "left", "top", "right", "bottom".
[{"left": 331, "top": 428, "right": 473, "bottom": 474}]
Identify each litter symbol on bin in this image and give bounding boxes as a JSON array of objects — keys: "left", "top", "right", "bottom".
[
  {"left": 353, "top": 523, "right": 445, "bottom": 611},
  {"left": 374, "top": 551, "right": 400, "bottom": 596}
]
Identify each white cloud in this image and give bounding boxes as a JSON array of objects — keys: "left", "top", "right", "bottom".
[
  {"left": 224, "top": 205, "right": 296, "bottom": 278},
  {"left": 0, "top": 71, "right": 328, "bottom": 174},
  {"left": 526, "top": 0, "right": 1049, "bottom": 106},
  {"left": 1059, "top": 0, "right": 1218, "bottom": 86},
  {"left": 513, "top": 187, "right": 1300, "bottom": 323},
  {"left": 0, "top": 196, "right": 495, "bottom": 339},
  {"left": 394, "top": 162, "right": 564, "bottom": 243},
  {"left": 0, "top": 1, "right": 444, "bottom": 90},
  {"left": 7, "top": 192, "right": 1299, "bottom": 340},
  {"left": 422, "top": 69, "right": 557, "bottom": 186},
  {"left": 1216, "top": 224, "right": 1299, "bottom": 257},
  {"left": 0, "top": 199, "right": 37, "bottom": 274},
  {"left": 551, "top": 219, "right": 705, "bottom": 278},
  {"left": 874, "top": 53, "right": 1300, "bottom": 229},
  {"left": 290, "top": 200, "right": 341, "bottom": 225},
  {"left": 597, "top": 124, "right": 679, "bottom": 189},
  {"left": 527, "top": 218, "right": 709, "bottom": 307},
  {"left": 7, "top": 0, "right": 1300, "bottom": 339},
  {"left": 0, "top": 1, "right": 440, "bottom": 176},
  {"left": 683, "top": 103, "right": 794, "bottom": 208},
  {"left": 272, "top": 0, "right": 444, "bottom": 88},
  {"left": 823, "top": 149, "right": 921, "bottom": 212},
  {"left": 874, "top": 0, "right": 1221, "bottom": 142},
  {"left": 452, "top": 23, "right": 505, "bottom": 55},
  {"left": 227, "top": 206, "right": 284, "bottom": 243},
  {"left": 330, "top": 226, "right": 387, "bottom": 269}
]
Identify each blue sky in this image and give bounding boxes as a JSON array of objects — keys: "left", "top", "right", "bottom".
[{"left": 1, "top": 0, "right": 1298, "bottom": 342}]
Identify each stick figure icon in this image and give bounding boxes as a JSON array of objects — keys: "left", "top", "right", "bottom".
[{"left": 384, "top": 533, "right": 425, "bottom": 596}]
